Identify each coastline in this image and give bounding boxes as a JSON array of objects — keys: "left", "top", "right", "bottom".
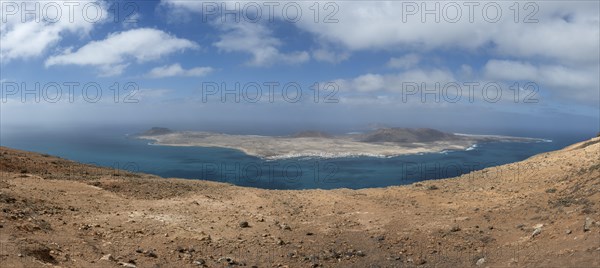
[
  {"left": 137, "top": 131, "right": 548, "bottom": 160},
  {"left": 1, "top": 137, "right": 598, "bottom": 267}
]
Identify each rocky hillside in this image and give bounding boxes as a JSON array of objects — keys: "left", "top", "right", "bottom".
[
  {"left": 359, "top": 128, "right": 459, "bottom": 143},
  {"left": 138, "top": 127, "right": 174, "bottom": 136},
  {"left": 0, "top": 137, "right": 599, "bottom": 267}
]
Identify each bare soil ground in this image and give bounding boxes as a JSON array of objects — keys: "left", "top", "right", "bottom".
[{"left": 1, "top": 138, "right": 599, "bottom": 267}]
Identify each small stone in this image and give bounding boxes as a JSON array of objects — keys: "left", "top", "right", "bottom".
[
  {"left": 17, "top": 253, "right": 23, "bottom": 257},
  {"left": 306, "top": 232, "right": 314, "bottom": 236},
  {"left": 476, "top": 257, "right": 485, "bottom": 266},
  {"left": 100, "top": 254, "right": 114, "bottom": 261},
  {"left": 135, "top": 248, "right": 143, "bottom": 253},
  {"left": 427, "top": 185, "right": 439, "bottom": 190},
  {"left": 566, "top": 229, "right": 572, "bottom": 234},
  {"left": 218, "top": 257, "right": 236, "bottom": 265},
  {"left": 584, "top": 217, "right": 593, "bottom": 232},
  {"left": 239, "top": 221, "right": 249, "bottom": 228},
  {"left": 145, "top": 250, "right": 157, "bottom": 258},
  {"left": 450, "top": 225, "right": 461, "bottom": 232},
  {"left": 532, "top": 227, "right": 542, "bottom": 237},
  {"left": 193, "top": 259, "right": 206, "bottom": 265},
  {"left": 119, "top": 263, "right": 137, "bottom": 268}
]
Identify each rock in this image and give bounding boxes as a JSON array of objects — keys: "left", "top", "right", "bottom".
[
  {"left": 476, "top": 257, "right": 486, "bottom": 266},
  {"left": 193, "top": 259, "right": 206, "bottom": 265},
  {"left": 100, "top": 254, "right": 114, "bottom": 261},
  {"left": 566, "top": 229, "right": 572, "bottom": 234},
  {"left": 450, "top": 225, "right": 461, "bottom": 232},
  {"left": 218, "top": 257, "right": 237, "bottom": 265},
  {"left": 119, "top": 262, "right": 137, "bottom": 268},
  {"left": 145, "top": 250, "right": 157, "bottom": 258},
  {"left": 306, "top": 232, "right": 314, "bottom": 236},
  {"left": 427, "top": 185, "right": 439, "bottom": 190},
  {"left": 239, "top": 221, "right": 249, "bottom": 228},
  {"left": 280, "top": 223, "right": 291, "bottom": 230},
  {"left": 532, "top": 227, "right": 542, "bottom": 237},
  {"left": 584, "top": 217, "right": 593, "bottom": 232}
]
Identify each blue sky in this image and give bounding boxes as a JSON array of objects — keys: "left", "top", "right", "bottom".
[{"left": 1, "top": 0, "right": 599, "bottom": 137}]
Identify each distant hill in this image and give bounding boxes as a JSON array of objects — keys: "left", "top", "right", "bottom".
[
  {"left": 292, "top": 130, "right": 333, "bottom": 138},
  {"left": 359, "top": 128, "right": 459, "bottom": 143},
  {"left": 139, "top": 127, "right": 173, "bottom": 136}
]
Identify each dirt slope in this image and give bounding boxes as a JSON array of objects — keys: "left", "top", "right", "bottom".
[{"left": 0, "top": 138, "right": 599, "bottom": 267}]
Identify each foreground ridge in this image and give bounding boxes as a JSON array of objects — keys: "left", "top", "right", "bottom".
[{"left": 0, "top": 137, "right": 599, "bottom": 267}]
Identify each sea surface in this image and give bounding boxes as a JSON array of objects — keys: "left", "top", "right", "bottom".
[{"left": 0, "top": 127, "right": 589, "bottom": 190}]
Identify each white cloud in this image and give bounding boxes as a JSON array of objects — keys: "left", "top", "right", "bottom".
[
  {"left": 147, "top": 64, "right": 213, "bottom": 78},
  {"left": 312, "top": 48, "right": 350, "bottom": 64},
  {"left": 213, "top": 22, "right": 309, "bottom": 66},
  {"left": 483, "top": 60, "right": 538, "bottom": 81},
  {"left": 336, "top": 68, "right": 456, "bottom": 93},
  {"left": 45, "top": 28, "right": 198, "bottom": 76},
  {"left": 348, "top": 74, "right": 385, "bottom": 92},
  {"left": 160, "top": 1, "right": 599, "bottom": 65},
  {"left": 0, "top": 0, "right": 108, "bottom": 62},
  {"left": 159, "top": 0, "right": 204, "bottom": 14},
  {"left": 484, "top": 59, "right": 599, "bottom": 105},
  {"left": 387, "top": 54, "right": 420, "bottom": 69},
  {"left": 162, "top": 1, "right": 598, "bottom": 66},
  {"left": 292, "top": 1, "right": 599, "bottom": 65}
]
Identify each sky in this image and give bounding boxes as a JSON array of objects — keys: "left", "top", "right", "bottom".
[{"left": 1, "top": 0, "right": 599, "bottom": 137}]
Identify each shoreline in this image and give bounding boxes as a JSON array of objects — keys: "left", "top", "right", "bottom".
[
  {"left": 138, "top": 131, "right": 548, "bottom": 160},
  {"left": 1, "top": 138, "right": 598, "bottom": 267}
]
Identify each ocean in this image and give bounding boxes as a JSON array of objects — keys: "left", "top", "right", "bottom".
[{"left": 0, "top": 127, "right": 589, "bottom": 190}]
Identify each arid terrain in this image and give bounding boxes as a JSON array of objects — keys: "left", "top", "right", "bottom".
[
  {"left": 137, "top": 128, "right": 543, "bottom": 159},
  {"left": 0, "top": 137, "right": 599, "bottom": 267}
]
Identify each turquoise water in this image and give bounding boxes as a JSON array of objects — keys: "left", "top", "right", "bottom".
[{"left": 0, "top": 128, "right": 585, "bottom": 190}]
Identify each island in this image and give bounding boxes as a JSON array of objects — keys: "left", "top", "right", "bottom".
[{"left": 136, "top": 127, "right": 546, "bottom": 159}]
